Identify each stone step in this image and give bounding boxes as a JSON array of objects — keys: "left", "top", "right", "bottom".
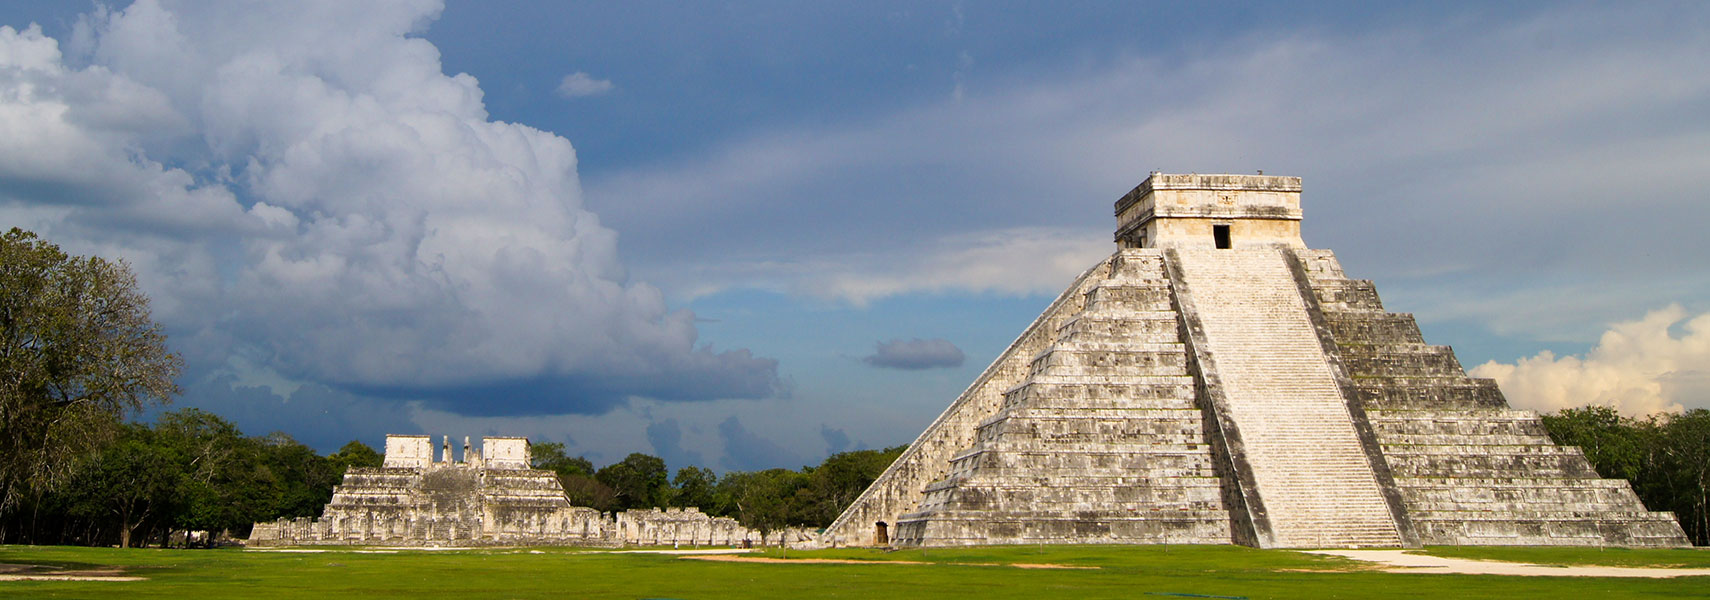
[
  {"left": 1056, "top": 313, "right": 1182, "bottom": 342},
  {"left": 1353, "top": 379, "right": 1508, "bottom": 410},
  {"left": 1324, "top": 312, "right": 1424, "bottom": 344},
  {"left": 1341, "top": 345, "right": 1465, "bottom": 378},
  {"left": 951, "top": 442, "right": 1221, "bottom": 462},
  {"left": 925, "top": 485, "right": 1225, "bottom": 509},
  {"left": 1410, "top": 509, "right": 1682, "bottom": 521},
  {"left": 894, "top": 512, "right": 1233, "bottom": 547},
  {"left": 1379, "top": 433, "right": 1554, "bottom": 446},
  {"left": 1387, "top": 454, "right": 1601, "bottom": 479},
  {"left": 1368, "top": 409, "right": 1550, "bottom": 436},
  {"left": 1005, "top": 379, "right": 1196, "bottom": 400},
  {"left": 1083, "top": 284, "right": 1173, "bottom": 310},
  {"left": 1310, "top": 279, "right": 1386, "bottom": 311},
  {"left": 1382, "top": 444, "right": 1588, "bottom": 457},
  {"left": 924, "top": 475, "right": 1223, "bottom": 491},
  {"left": 1111, "top": 250, "right": 1168, "bottom": 280},
  {"left": 1030, "top": 364, "right": 1191, "bottom": 378},
  {"left": 947, "top": 455, "right": 1222, "bottom": 478}
]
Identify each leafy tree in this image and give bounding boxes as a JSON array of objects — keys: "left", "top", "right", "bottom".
[
  {"left": 1542, "top": 406, "right": 1647, "bottom": 481},
  {"left": 254, "top": 432, "right": 341, "bottom": 522},
  {"left": 1543, "top": 406, "right": 1710, "bottom": 546},
  {"left": 153, "top": 409, "right": 250, "bottom": 537},
  {"left": 1657, "top": 410, "right": 1710, "bottom": 544},
  {"left": 531, "top": 442, "right": 595, "bottom": 479},
  {"left": 716, "top": 468, "right": 811, "bottom": 533},
  {"left": 806, "top": 445, "right": 905, "bottom": 524},
  {"left": 0, "top": 228, "right": 182, "bottom": 515},
  {"left": 67, "top": 425, "right": 179, "bottom": 547},
  {"left": 671, "top": 466, "right": 716, "bottom": 509},
  {"left": 329, "top": 440, "right": 383, "bottom": 474},
  {"left": 596, "top": 453, "right": 671, "bottom": 510},
  {"left": 561, "top": 473, "right": 619, "bottom": 512}
]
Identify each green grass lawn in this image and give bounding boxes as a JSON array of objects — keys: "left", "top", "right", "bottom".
[{"left": 1, "top": 544, "right": 1705, "bottom": 599}]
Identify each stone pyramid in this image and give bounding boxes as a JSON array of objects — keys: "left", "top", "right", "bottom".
[{"left": 825, "top": 173, "right": 1689, "bottom": 549}]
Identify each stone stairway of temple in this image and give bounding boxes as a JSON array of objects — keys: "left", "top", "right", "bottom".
[
  {"left": 1171, "top": 249, "right": 1403, "bottom": 548},
  {"left": 893, "top": 250, "right": 1231, "bottom": 546}
]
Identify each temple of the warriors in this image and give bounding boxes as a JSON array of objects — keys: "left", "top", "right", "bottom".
[
  {"left": 250, "top": 435, "right": 810, "bottom": 547},
  {"left": 824, "top": 173, "right": 1690, "bottom": 549}
]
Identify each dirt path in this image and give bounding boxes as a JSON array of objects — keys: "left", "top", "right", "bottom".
[{"left": 1307, "top": 550, "right": 1710, "bottom": 578}]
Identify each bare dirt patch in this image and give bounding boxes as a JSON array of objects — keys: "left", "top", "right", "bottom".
[
  {"left": 1009, "top": 563, "right": 1098, "bottom": 570},
  {"left": 1306, "top": 550, "right": 1710, "bottom": 579},
  {"left": 684, "top": 555, "right": 927, "bottom": 565},
  {"left": 0, "top": 562, "right": 143, "bottom": 582},
  {"left": 680, "top": 555, "right": 1098, "bottom": 569}
]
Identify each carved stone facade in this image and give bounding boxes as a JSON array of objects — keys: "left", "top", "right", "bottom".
[
  {"left": 249, "top": 435, "right": 808, "bottom": 547},
  {"left": 824, "top": 173, "right": 1691, "bottom": 549}
]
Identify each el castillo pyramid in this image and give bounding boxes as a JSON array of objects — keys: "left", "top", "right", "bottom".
[{"left": 824, "top": 173, "right": 1689, "bottom": 549}]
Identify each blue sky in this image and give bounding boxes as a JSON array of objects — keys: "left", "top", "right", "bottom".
[{"left": 2, "top": 1, "right": 1707, "bottom": 471}]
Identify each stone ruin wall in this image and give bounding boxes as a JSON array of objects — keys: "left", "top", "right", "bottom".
[{"left": 251, "top": 503, "right": 809, "bottom": 548}]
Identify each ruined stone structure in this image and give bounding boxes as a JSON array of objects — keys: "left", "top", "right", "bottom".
[
  {"left": 250, "top": 435, "right": 800, "bottom": 547},
  {"left": 824, "top": 173, "right": 1690, "bottom": 549}
]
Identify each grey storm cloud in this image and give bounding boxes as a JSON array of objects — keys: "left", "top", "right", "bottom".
[
  {"left": 0, "top": 1, "right": 778, "bottom": 417},
  {"left": 862, "top": 338, "right": 966, "bottom": 370},
  {"left": 820, "top": 425, "right": 852, "bottom": 455},
  {"left": 175, "top": 375, "right": 414, "bottom": 452},
  {"left": 717, "top": 416, "right": 802, "bottom": 471},
  {"left": 645, "top": 418, "right": 707, "bottom": 471}
]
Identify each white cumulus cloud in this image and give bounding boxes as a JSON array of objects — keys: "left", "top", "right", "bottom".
[
  {"left": 556, "top": 71, "right": 614, "bottom": 98},
  {"left": 0, "top": 0, "right": 776, "bottom": 416},
  {"left": 1471, "top": 305, "right": 1710, "bottom": 416}
]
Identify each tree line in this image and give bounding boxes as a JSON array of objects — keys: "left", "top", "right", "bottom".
[
  {"left": 0, "top": 404, "right": 903, "bottom": 546},
  {"left": 1540, "top": 405, "right": 1710, "bottom": 546},
  {"left": 0, "top": 409, "right": 382, "bottom": 547},
  {"left": 531, "top": 442, "right": 905, "bottom": 534}
]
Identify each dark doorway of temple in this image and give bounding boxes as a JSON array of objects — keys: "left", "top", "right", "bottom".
[
  {"left": 875, "top": 522, "right": 889, "bottom": 545},
  {"left": 1213, "top": 224, "right": 1231, "bottom": 249}
]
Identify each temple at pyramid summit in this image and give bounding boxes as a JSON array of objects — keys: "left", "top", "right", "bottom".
[{"left": 824, "top": 173, "right": 1690, "bottom": 549}]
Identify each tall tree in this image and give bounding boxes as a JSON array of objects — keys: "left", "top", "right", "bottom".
[
  {"left": 596, "top": 453, "right": 670, "bottom": 510},
  {"left": 1659, "top": 410, "right": 1710, "bottom": 544},
  {"left": 671, "top": 466, "right": 716, "bottom": 509},
  {"left": 806, "top": 445, "right": 905, "bottom": 525},
  {"left": 328, "top": 440, "right": 384, "bottom": 474},
  {"left": 67, "top": 426, "right": 179, "bottom": 548},
  {"left": 0, "top": 228, "right": 182, "bottom": 517}
]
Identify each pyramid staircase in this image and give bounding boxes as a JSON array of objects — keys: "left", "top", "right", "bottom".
[{"left": 1168, "top": 248, "right": 1407, "bottom": 548}]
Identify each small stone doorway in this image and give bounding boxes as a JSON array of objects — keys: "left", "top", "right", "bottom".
[
  {"left": 875, "top": 521, "right": 889, "bottom": 545},
  {"left": 1213, "top": 224, "right": 1232, "bottom": 249}
]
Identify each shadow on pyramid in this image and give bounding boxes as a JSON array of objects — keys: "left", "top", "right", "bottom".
[{"left": 825, "top": 173, "right": 1689, "bottom": 549}]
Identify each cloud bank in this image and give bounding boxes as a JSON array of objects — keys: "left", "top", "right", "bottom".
[
  {"left": 1471, "top": 306, "right": 1710, "bottom": 416},
  {"left": 862, "top": 338, "right": 966, "bottom": 370},
  {"left": 588, "top": 5, "right": 1710, "bottom": 335},
  {"left": 0, "top": 0, "right": 776, "bottom": 417}
]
